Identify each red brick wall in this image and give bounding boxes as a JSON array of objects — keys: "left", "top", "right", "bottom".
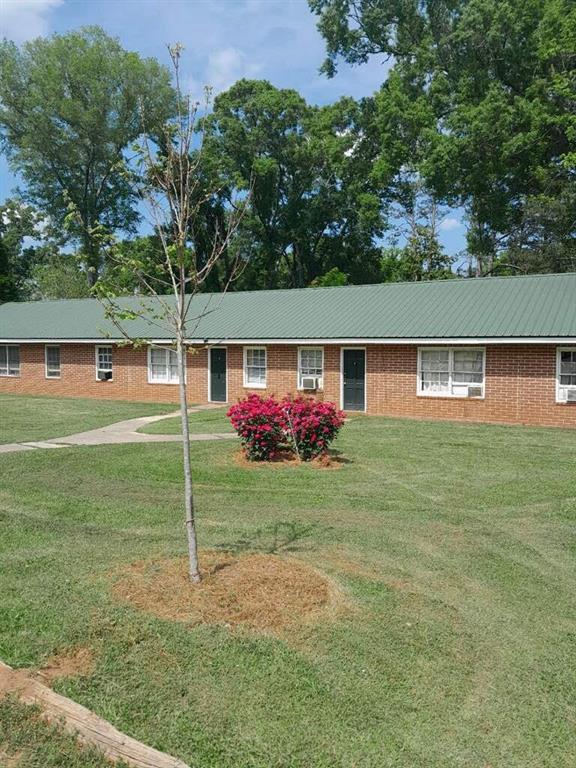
[
  {"left": 1, "top": 342, "right": 574, "bottom": 428},
  {"left": 0, "top": 344, "right": 204, "bottom": 404},
  {"left": 365, "top": 344, "right": 575, "bottom": 428}
]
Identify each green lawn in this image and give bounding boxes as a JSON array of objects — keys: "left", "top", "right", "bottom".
[
  {"left": 0, "top": 398, "right": 575, "bottom": 767},
  {"left": 0, "top": 699, "right": 116, "bottom": 768},
  {"left": 0, "top": 394, "right": 175, "bottom": 444},
  {"left": 139, "top": 406, "right": 232, "bottom": 434}
]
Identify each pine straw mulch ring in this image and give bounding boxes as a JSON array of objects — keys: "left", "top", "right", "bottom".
[
  {"left": 234, "top": 449, "right": 349, "bottom": 469},
  {"left": 112, "top": 551, "right": 345, "bottom": 636}
]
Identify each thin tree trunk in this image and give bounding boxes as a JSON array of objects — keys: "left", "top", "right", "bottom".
[{"left": 176, "top": 337, "right": 200, "bottom": 583}]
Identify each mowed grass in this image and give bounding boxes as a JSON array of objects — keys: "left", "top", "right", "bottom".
[
  {"left": 139, "top": 406, "right": 232, "bottom": 434},
  {"left": 0, "top": 394, "right": 176, "bottom": 444},
  {"left": 0, "top": 698, "right": 118, "bottom": 768},
  {"left": 0, "top": 399, "right": 575, "bottom": 767}
]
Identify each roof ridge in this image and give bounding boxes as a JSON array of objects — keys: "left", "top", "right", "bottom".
[
  {"left": 2, "top": 271, "right": 574, "bottom": 309},
  {"left": 173, "top": 271, "right": 576, "bottom": 297}
]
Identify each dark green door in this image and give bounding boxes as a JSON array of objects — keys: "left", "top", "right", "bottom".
[
  {"left": 210, "top": 348, "right": 227, "bottom": 402},
  {"left": 342, "top": 349, "right": 365, "bottom": 411}
]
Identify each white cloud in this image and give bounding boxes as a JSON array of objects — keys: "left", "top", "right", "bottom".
[
  {"left": 205, "top": 47, "right": 261, "bottom": 94},
  {"left": 439, "top": 216, "right": 462, "bottom": 232},
  {"left": 181, "top": 47, "right": 262, "bottom": 100},
  {"left": 0, "top": 0, "right": 62, "bottom": 43}
]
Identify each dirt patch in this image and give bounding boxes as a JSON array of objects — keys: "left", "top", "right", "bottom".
[
  {"left": 0, "top": 748, "right": 23, "bottom": 767},
  {"left": 234, "top": 449, "right": 346, "bottom": 470},
  {"left": 112, "top": 551, "right": 342, "bottom": 636},
  {"left": 37, "top": 647, "right": 95, "bottom": 683}
]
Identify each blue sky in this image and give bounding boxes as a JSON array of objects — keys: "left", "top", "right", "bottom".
[{"left": 0, "top": 0, "right": 466, "bottom": 257}]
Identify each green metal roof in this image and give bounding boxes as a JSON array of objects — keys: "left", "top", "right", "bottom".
[{"left": 1, "top": 273, "right": 575, "bottom": 342}]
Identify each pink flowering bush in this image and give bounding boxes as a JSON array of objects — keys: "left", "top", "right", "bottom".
[
  {"left": 227, "top": 394, "right": 286, "bottom": 461},
  {"left": 281, "top": 396, "right": 345, "bottom": 461},
  {"left": 229, "top": 394, "right": 345, "bottom": 462}
]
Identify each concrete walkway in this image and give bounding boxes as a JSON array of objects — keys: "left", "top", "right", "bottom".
[{"left": 0, "top": 405, "right": 236, "bottom": 455}]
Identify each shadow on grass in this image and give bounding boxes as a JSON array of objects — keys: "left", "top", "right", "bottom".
[
  {"left": 215, "top": 521, "right": 322, "bottom": 556},
  {"left": 325, "top": 449, "right": 352, "bottom": 466}
]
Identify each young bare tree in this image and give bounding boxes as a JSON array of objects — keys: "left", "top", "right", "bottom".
[{"left": 93, "top": 45, "right": 248, "bottom": 583}]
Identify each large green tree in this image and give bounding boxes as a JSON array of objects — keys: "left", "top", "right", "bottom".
[
  {"left": 29, "top": 253, "right": 92, "bottom": 300},
  {"left": 0, "top": 27, "right": 175, "bottom": 285},
  {"left": 0, "top": 238, "right": 17, "bottom": 303},
  {"left": 0, "top": 198, "right": 48, "bottom": 299},
  {"left": 203, "top": 79, "right": 385, "bottom": 289},
  {"left": 310, "top": 0, "right": 576, "bottom": 274},
  {"left": 101, "top": 235, "right": 169, "bottom": 294},
  {"left": 0, "top": 197, "right": 93, "bottom": 300},
  {"left": 500, "top": 183, "right": 576, "bottom": 274},
  {"left": 381, "top": 177, "right": 454, "bottom": 281}
]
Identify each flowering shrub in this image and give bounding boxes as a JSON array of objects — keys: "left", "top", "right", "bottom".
[
  {"left": 228, "top": 394, "right": 345, "bottom": 462},
  {"left": 281, "top": 396, "right": 345, "bottom": 461},
  {"left": 227, "top": 394, "right": 286, "bottom": 461}
]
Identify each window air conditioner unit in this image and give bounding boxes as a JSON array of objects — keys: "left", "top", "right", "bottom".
[
  {"left": 467, "top": 386, "right": 483, "bottom": 398},
  {"left": 97, "top": 370, "right": 112, "bottom": 381},
  {"left": 301, "top": 376, "right": 319, "bottom": 390},
  {"left": 566, "top": 389, "right": 576, "bottom": 402}
]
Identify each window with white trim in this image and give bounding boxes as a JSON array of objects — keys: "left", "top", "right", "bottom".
[
  {"left": 243, "top": 346, "right": 266, "bottom": 388},
  {"left": 148, "top": 346, "right": 179, "bottom": 384},
  {"left": 0, "top": 344, "right": 20, "bottom": 377},
  {"left": 96, "top": 345, "right": 113, "bottom": 381},
  {"left": 418, "top": 347, "right": 484, "bottom": 397},
  {"left": 557, "top": 348, "right": 576, "bottom": 402},
  {"left": 45, "top": 345, "right": 61, "bottom": 378},
  {"left": 298, "top": 347, "right": 323, "bottom": 389}
]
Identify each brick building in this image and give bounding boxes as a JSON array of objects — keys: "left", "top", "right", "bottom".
[{"left": 1, "top": 273, "right": 575, "bottom": 428}]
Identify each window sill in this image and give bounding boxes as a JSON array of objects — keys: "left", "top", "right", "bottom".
[
  {"left": 417, "top": 393, "right": 485, "bottom": 401},
  {"left": 148, "top": 380, "right": 180, "bottom": 386},
  {"left": 243, "top": 383, "right": 266, "bottom": 389},
  {"left": 0, "top": 374, "right": 20, "bottom": 378},
  {"left": 45, "top": 376, "right": 61, "bottom": 380}
]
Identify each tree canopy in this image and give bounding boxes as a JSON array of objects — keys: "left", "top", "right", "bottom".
[
  {"left": 1, "top": 8, "right": 574, "bottom": 300},
  {"left": 0, "top": 27, "right": 175, "bottom": 285},
  {"left": 202, "top": 79, "right": 385, "bottom": 288},
  {"left": 310, "top": 0, "right": 576, "bottom": 274}
]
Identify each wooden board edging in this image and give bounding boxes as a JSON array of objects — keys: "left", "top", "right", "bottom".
[{"left": 0, "top": 661, "right": 190, "bottom": 768}]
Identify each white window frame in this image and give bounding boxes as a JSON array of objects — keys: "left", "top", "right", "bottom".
[
  {"left": 44, "top": 344, "right": 61, "bottom": 379},
  {"left": 95, "top": 345, "right": 113, "bottom": 382},
  {"left": 207, "top": 346, "right": 228, "bottom": 403},
  {"left": 297, "top": 346, "right": 324, "bottom": 390},
  {"left": 417, "top": 346, "right": 486, "bottom": 398},
  {"left": 147, "top": 345, "right": 180, "bottom": 385},
  {"left": 243, "top": 346, "right": 267, "bottom": 389},
  {"left": 556, "top": 347, "right": 576, "bottom": 403},
  {"left": 0, "top": 344, "right": 20, "bottom": 377}
]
